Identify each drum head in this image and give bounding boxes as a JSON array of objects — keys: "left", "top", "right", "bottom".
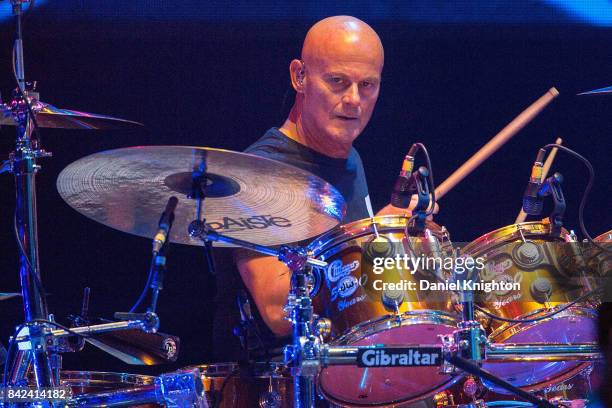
[
  {"left": 481, "top": 307, "right": 597, "bottom": 394},
  {"left": 319, "top": 312, "right": 461, "bottom": 406}
]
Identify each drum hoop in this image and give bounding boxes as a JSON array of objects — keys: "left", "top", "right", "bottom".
[
  {"left": 594, "top": 230, "right": 612, "bottom": 242},
  {"left": 332, "top": 310, "right": 458, "bottom": 346},
  {"left": 489, "top": 305, "right": 598, "bottom": 343},
  {"left": 308, "top": 215, "right": 445, "bottom": 257},
  {"left": 319, "top": 374, "right": 462, "bottom": 408},
  {"left": 59, "top": 371, "right": 156, "bottom": 386},
  {"left": 183, "top": 362, "right": 287, "bottom": 378},
  {"left": 462, "top": 221, "right": 567, "bottom": 257}
]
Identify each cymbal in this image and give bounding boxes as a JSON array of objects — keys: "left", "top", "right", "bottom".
[
  {"left": 57, "top": 146, "right": 346, "bottom": 247},
  {"left": 1, "top": 100, "right": 143, "bottom": 129},
  {"left": 0, "top": 293, "right": 21, "bottom": 301},
  {"left": 577, "top": 85, "right": 612, "bottom": 96}
]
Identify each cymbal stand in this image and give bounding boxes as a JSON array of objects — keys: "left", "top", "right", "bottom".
[
  {"left": 3, "top": 0, "right": 56, "bottom": 390},
  {"left": 188, "top": 226, "right": 327, "bottom": 408}
]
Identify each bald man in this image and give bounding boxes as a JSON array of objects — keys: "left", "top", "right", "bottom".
[{"left": 232, "top": 16, "right": 384, "bottom": 339}]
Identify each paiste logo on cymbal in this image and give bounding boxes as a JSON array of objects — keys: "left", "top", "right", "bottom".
[{"left": 205, "top": 215, "right": 292, "bottom": 233}]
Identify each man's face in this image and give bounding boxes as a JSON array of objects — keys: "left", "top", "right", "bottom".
[{"left": 301, "top": 55, "right": 382, "bottom": 146}]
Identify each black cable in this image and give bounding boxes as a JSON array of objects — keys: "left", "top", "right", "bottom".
[
  {"left": 541, "top": 144, "right": 611, "bottom": 254},
  {"left": 129, "top": 257, "right": 156, "bottom": 313},
  {"left": 11, "top": 43, "right": 43, "bottom": 144},
  {"left": 13, "top": 208, "right": 48, "bottom": 312},
  {"left": 3, "top": 323, "right": 27, "bottom": 390}
]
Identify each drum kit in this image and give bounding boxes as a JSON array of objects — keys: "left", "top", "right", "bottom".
[{"left": 0, "top": 2, "right": 610, "bottom": 407}]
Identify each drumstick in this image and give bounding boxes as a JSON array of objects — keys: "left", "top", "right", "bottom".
[
  {"left": 435, "top": 87, "right": 559, "bottom": 200},
  {"left": 514, "top": 137, "right": 563, "bottom": 223}
]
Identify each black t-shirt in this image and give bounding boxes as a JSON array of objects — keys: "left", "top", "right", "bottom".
[
  {"left": 211, "top": 128, "right": 370, "bottom": 362},
  {"left": 244, "top": 128, "right": 370, "bottom": 224}
]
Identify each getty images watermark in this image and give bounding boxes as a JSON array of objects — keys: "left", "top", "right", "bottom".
[{"left": 369, "top": 253, "right": 521, "bottom": 293}]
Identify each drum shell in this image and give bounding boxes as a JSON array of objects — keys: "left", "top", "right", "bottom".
[
  {"left": 461, "top": 222, "right": 596, "bottom": 336},
  {"left": 184, "top": 362, "right": 293, "bottom": 408},
  {"left": 462, "top": 221, "right": 599, "bottom": 392},
  {"left": 309, "top": 216, "right": 461, "bottom": 406},
  {"left": 309, "top": 216, "right": 456, "bottom": 338}
]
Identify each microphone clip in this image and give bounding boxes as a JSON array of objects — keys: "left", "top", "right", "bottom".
[
  {"left": 539, "top": 172, "right": 565, "bottom": 237},
  {"left": 412, "top": 166, "right": 431, "bottom": 229}
]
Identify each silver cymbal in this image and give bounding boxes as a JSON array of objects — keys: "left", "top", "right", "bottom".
[
  {"left": 57, "top": 146, "right": 346, "bottom": 247},
  {"left": 0, "top": 293, "right": 21, "bottom": 301},
  {"left": 1, "top": 100, "right": 143, "bottom": 129},
  {"left": 577, "top": 85, "right": 612, "bottom": 96}
]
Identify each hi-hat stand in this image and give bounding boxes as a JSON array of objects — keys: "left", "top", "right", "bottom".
[
  {"left": 1, "top": 4, "right": 193, "bottom": 403},
  {"left": 5, "top": 0, "right": 55, "bottom": 389}
]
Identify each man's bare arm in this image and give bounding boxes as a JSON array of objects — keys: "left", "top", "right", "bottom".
[{"left": 235, "top": 251, "right": 292, "bottom": 336}]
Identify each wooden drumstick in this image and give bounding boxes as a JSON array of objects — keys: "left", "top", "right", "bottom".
[
  {"left": 515, "top": 137, "right": 563, "bottom": 224},
  {"left": 434, "top": 87, "right": 559, "bottom": 200}
]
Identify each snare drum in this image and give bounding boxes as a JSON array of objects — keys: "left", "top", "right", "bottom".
[
  {"left": 462, "top": 222, "right": 599, "bottom": 393},
  {"left": 61, "top": 371, "right": 160, "bottom": 407},
  {"left": 184, "top": 362, "right": 292, "bottom": 408},
  {"left": 308, "top": 216, "right": 461, "bottom": 407}
]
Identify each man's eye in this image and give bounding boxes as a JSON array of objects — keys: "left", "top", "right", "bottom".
[
  {"left": 361, "top": 81, "right": 376, "bottom": 89},
  {"left": 330, "top": 77, "right": 343, "bottom": 84}
]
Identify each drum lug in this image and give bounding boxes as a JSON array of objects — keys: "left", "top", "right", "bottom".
[{"left": 313, "top": 317, "right": 332, "bottom": 341}]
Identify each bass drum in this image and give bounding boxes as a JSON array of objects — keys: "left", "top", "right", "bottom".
[
  {"left": 462, "top": 221, "right": 599, "bottom": 394},
  {"left": 309, "top": 215, "right": 461, "bottom": 407},
  {"left": 61, "top": 371, "right": 160, "bottom": 407},
  {"left": 184, "top": 362, "right": 293, "bottom": 408}
]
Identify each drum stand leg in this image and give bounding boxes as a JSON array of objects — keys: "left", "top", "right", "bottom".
[
  {"left": 450, "top": 264, "right": 556, "bottom": 408},
  {"left": 284, "top": 268, "right": 319, "bottom": 408}
]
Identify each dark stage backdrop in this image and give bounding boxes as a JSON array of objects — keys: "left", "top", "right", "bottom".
[{"left": 0, "top": 4, "right": 610, "bottom": 376}]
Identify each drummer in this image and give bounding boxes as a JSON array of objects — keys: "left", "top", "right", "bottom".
[{"left": 214, "top": 16, "right": 420, "bottom": 358}]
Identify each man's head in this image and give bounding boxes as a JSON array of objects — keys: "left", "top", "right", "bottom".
[{"left": 289, "top": 16, "right": 384, "bottom": 155}]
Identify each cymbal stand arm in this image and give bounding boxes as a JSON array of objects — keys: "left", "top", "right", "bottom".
[
  {"left": 189, "top": 227, "right": 327, "bottom": 268},
  {"left": 189, "top": 162, "right": 217, "bottom": 276}
]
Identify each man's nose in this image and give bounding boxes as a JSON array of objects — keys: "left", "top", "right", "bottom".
[{"left": 341, "top": 83, "right": 361, "bottom": 107}]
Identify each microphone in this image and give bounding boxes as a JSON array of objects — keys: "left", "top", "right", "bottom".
[
  {"left": 522, "top": 148, "right": 546, "bottom": 215},
  {"left": 391, "top": 166, "right": 429, "bottom": 209},
  {"left": 390, "top": 144, "right": 420, "bottom": 208},
  {"left": 152, "top": 196, "right": 178, "bottom": 254}
]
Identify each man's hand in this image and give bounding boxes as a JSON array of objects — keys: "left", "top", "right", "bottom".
[{"left": 376, "top": 194, "right": 439, "bottom": 217}]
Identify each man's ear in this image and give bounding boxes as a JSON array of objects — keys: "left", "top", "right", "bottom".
[{"left": 289, "top": 59, "right": 306, "bottom": 93}]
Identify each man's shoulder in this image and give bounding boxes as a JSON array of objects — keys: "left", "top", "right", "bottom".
[{"left": 244, "top": 128, "right": 288, "bottom": 156}]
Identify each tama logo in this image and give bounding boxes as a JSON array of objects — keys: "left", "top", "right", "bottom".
[
  {"left": 206, "top": 215, "right": 292, "bottom": 232},
  {"left": 357, "top": 348, "right": 442, "bottom": 367},
  {"left": 543, "top": 383, "right": 574, "bottom": 394}
]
